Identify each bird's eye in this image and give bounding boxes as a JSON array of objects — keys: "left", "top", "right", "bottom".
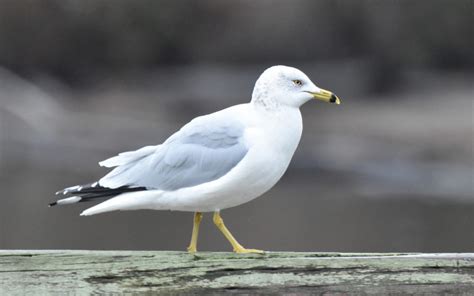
[{"left": 292, "top": 80, "right": 303, "bottom": 86}]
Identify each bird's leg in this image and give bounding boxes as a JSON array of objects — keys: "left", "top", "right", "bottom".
[
  {"left": 212, "top": 211, "right": 264, "bottom": 254},
  {"left": 187, "top": 212, "right": 203, "bottom": 253}
]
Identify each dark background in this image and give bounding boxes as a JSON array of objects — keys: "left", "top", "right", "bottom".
[{"left": 0, "top": 0, "right": 473, "bottom": 252}]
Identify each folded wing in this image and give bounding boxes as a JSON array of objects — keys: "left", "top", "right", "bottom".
[{"left": 99, "top": 115, "right": 248, "bottom": 191}]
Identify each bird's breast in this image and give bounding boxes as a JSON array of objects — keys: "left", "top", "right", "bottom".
[
  {"left": 245, "top": 108, "right": 303, "bottom": 176},
  {"left": 261, "top": 108, "right": 302, "bottom": 155}
]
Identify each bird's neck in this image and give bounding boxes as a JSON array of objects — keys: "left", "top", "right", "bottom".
[
  {"left": 251, "top": 87, "right": 300, "bottom": 114},
  {"left": 251, "top": 97, "right": 282, "bottom": 113},
  {"left": 251, "top": 81, "right": 283, "bottom": 112},
  {"left": 251, "top": 95, "right": 301, "bottom": 118},
  {"left": 250, "top": 100, "right": 303, "bottom": 150}
]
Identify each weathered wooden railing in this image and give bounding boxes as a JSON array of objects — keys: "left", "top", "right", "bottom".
[{"left": 1, "top": 250, "right": 473, "bottom": 294}]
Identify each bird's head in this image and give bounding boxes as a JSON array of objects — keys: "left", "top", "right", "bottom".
[{"left": 251, "top": 65, "right": 341, "bottom": 109}]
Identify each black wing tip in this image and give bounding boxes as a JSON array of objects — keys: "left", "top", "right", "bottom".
[{"left": 51, "top": 184, "right": 147, "bottom": 206}]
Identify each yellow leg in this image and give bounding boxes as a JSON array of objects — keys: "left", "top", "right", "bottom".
[
  {"left": 187, "top": 212, "right": 203, "bottom": 253},
  {"left": 213, "top": 211, "right": 264, "bottom": 254}
]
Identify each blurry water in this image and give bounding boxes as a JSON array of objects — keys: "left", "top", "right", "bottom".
[{"left": 0, "top": 65, "right": 473, "bottom": 251}]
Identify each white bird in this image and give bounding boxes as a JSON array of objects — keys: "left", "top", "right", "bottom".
[{"left": 51, "top": 65, "right": 341, "bottom": 254}]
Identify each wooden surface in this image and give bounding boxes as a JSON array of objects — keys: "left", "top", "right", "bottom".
[{"left": 1, "top": 250, "right": 473, "bottom": 294}]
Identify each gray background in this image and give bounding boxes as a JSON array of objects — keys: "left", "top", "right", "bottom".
[{"left": 0, "top": 0, "right": 473, "bottom": 252}]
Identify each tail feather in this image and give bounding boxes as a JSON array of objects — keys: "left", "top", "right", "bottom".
[{"left": 49, "top": 196, "right": 82, "bottom": 207}]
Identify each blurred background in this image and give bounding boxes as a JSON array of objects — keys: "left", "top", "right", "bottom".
[{"left": 0, "top": 0, "right": 472, "bottom": 252}]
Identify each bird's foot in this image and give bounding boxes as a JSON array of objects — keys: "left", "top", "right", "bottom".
[
  {"left": 233, "top": 247, "right": 265, "bottom": 254},
  {"left": 187, "top": 246, "right": 197, "bottom": 254}
]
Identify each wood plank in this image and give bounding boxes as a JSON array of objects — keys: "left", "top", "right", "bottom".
[{"left": 1, "top": 250, "right": 473, "bottom": 294}]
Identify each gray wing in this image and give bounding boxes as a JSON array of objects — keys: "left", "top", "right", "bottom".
[{"left": 98, "top": 115, "right": 248, "bottom": 191}]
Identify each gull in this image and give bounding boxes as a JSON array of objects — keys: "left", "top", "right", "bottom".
[{"left": 50, "top": 65, "right": 341, "bottom": 254}]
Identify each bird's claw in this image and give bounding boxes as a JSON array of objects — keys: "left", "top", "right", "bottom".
[{"left": 234, "top": 247, "right": 265, "bottom": 254}]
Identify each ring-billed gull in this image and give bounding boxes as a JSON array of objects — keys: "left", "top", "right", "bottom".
[{"left": 51, "top": 65, "right": 341, "bottom": 253}]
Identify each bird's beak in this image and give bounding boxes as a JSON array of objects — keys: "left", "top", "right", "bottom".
[{"left": 308, "top": 88, "right": 341, "bottom": 105}]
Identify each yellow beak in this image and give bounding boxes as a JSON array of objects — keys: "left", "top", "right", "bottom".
[{"left": 308, "top": 88, "right": 341, "bottom": 105}]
